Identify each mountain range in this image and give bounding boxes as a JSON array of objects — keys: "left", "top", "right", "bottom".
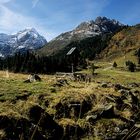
[
  {"left": 0, "top": 16, "right": 139, "bottom": 61},
  {"left": 38, "top": 16, "right": 124, "bottom": 56},
  {"left": 0, "top": 28, "right": 47, "bottom": 57},
  {"left": 0, "top": 16, "right": 140, "bottom": 73}
]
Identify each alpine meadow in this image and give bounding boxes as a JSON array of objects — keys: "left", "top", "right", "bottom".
[{"left": 0, "top": 0, "right": 140, "bottom": 140}]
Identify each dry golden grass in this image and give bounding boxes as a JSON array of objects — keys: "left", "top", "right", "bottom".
[
  {"left": 58, "top": 118, "right": 76, "bottom": 126},
  {"left": 99, "top": 25, "right": 140, "bottom": 63},
  {"left": 0, "top": 61, "right": 139, "bottom": 117},
  {"left": 0, "top": 62, "right": 139, "bottom": 140}
]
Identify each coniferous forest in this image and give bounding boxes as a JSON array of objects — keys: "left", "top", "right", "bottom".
[{"left": 0, "top": 35, "right": 110, "bottom": 73}]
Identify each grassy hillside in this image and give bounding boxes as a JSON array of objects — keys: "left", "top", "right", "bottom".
[{"left": 100, "top": 24, "right": 140, "bottom": 64}]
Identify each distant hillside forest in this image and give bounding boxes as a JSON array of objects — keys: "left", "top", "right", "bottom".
[{"left": 0, "top": 35, "right": 114, "bottom": 73}]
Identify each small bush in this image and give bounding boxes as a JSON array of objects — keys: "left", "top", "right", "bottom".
[
  {"left": 113, "top": 61, "right": 117, "bottom": 68},
  {"left": 125, "top": 60, "right": 136, "bottom": 72}
]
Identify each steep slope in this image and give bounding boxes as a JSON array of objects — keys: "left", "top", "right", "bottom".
[
  {"left": 99, "top": 24, "right": 140, "bottom": 64},
  {"left": 0, "top": 28, "right": 47, "bottom": 57},
  {"left": 38, "top": 17, "right": 124, "bottom": 56}
]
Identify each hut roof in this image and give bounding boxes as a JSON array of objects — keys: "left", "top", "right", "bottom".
[{"left": 66, "top": 47, "right": 76, "bottom": 55}]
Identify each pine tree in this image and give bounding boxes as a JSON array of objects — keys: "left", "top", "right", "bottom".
[
  {"left": 126, "top": 60, "right": 136, "bottom": 72},
  {"left": 113, "top": 61, "right": 117, "bottom": 68}
]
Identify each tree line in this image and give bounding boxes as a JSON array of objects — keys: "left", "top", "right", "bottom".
[{"left": 0, "top": 35, "right": 110, "bottom": 74}]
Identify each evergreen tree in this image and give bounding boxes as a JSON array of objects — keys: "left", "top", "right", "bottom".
[
  {"left": 113, "top": 61, "right": 117, "bottom": 68},
  {"left": 126, "top": 60, "right": 136, "bottom": 72}
]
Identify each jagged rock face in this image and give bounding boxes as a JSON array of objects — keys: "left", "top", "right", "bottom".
[
  {"left": 0, "top": 28, "right": 47, "bottom": 57},
  {"left": 55, "top": 16, "right": 124, "bottom": 41}
]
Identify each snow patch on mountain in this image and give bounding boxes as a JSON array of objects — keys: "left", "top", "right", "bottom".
[{"left": 0, "top": 28, "right": 47, "bottom": 57}]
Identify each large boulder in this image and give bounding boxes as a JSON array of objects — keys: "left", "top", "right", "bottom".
[
  {"left": 86, "top": 104, "right": 117, "bottom": 123},
  {"left": 24, "top": 74, "right": 41, "bottom": 83},
  {"left": 28, "top": 105, "right": 64, "bottom": 140}
]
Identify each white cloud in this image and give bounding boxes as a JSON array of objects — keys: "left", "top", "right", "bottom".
[
  {"left": 32, "top": 0, "right": 39, "bottom": 8},
  {"left": 0, "top": 0, "right": 12, "bottom": 4},
  {"left": 0, "top": 0, "right": 111, "bottom": 41},
  {"left": 0, "top": 4, "right": 57, "bottom": 41}
]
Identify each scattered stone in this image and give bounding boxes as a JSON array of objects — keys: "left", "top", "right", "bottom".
[
  {"left": 114, "top": 84, "right": 130, "bottom": 91},
  {"left": 24, "top": 74, "right": 41, "bottom": 83},
  {"left": 135, "top": 123, "right": 140, "bottom": 128},
  {"left": 128, "top": 82, "right": 140, "bottom": 88},
  {"left": 114, "top": 127, "right": 120, "bottom": 133},
  {"left": 32, "top": 74, "right": 41, "bottom": 81},
  {"left": 73, "top": 73, "right": 92, "bottom": 82},
  {"left": 131, "top": 89, "right": 140, "bottom": 95},
  {"left": 100, "top": 105, "right": 116, "bottom": 118},
  {"left": 86, "top": 115, "right": 98, "bottom": 122},
  {"left": 74, "top": 73, "right": 86, "bottom": 82},
  {"left": 23, "top": 79, "right": 31, "bottom": 83},
  {"left": 101, "top": 82, "right": 108, "bottom": 88},
  {"left": 86, "top": 104, "right": 116, "bottom": 123},
  {"left": 1, "top": 79, "right": 140, "bottom": 140},
  {"left": 53, "top": 79, "right": 68, "bottom": 87},
  {"left": 120, "top": 129, "right": 129, "bottom": 135},
  {"left": 134, "top": 90, "right": 140, "bottom": 94},
  {"left": 118, "top": 89, "right": 129, "bottom": 96}
]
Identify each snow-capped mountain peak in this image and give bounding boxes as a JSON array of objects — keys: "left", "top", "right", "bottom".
[
  {"left": 0, "top": 28, "right": 47, "bottom": 57},
  {"left": 17, "top": 28, "right": 39, "bottom": 37}
]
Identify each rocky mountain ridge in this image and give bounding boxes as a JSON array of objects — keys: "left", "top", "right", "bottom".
[
  {"left": 56, "top": 16, "right": 123, "bottom": 41},
  {"left": 39, "top": 16, "right": 124, "bottom": 56}
]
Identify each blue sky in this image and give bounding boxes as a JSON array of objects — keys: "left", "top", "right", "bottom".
[{"left": 0, "top": 0, "right": 140, "bottom": 41}]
